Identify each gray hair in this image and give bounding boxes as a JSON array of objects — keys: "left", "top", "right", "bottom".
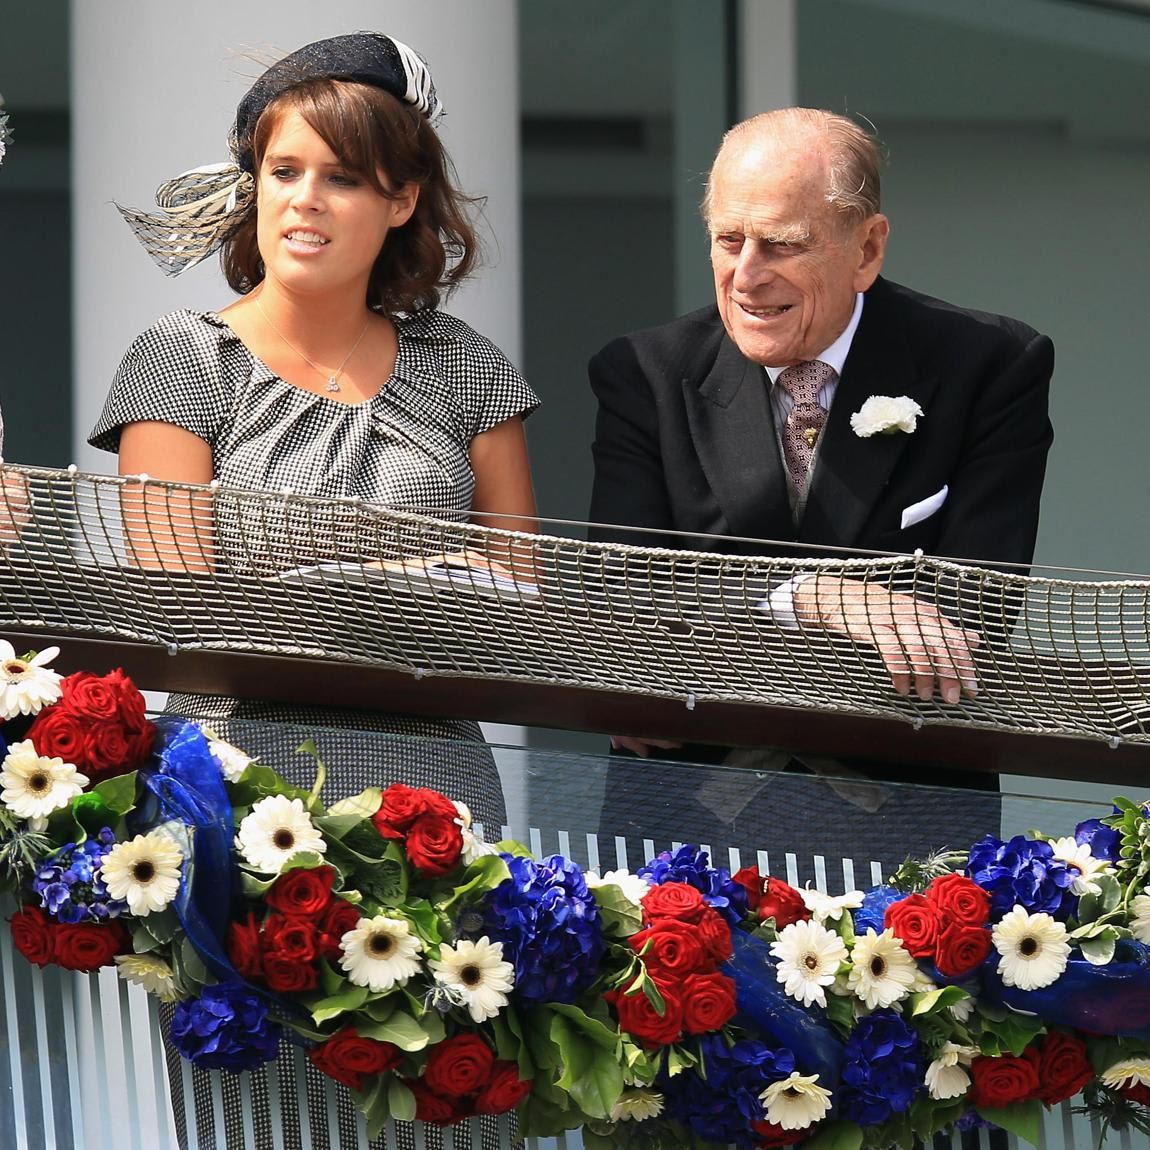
[{"left": 702, "top": 108, "right": 885, "bottom": 229}]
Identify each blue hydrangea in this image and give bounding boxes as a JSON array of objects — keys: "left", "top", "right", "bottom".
[
  {"left": 32, "top": 828, "right": 127, "bottom": 923},
  {"left": 657, "top": 1033, "right": 797, "bottom": 1148},
  {"left": 638, "top": 845, "right": 749, "bottom": 928},
  {"left": 965, "top": 834, "right": 1077, "bottom": 920},
  {"left": 481, "top": 853, "right": 604, "bottom": 1003},
  {"left": 839, "top": 1010, "right": 923, "bottom": 1127},
  {"left": 853, "top": 885, "right": 902, "bottom": 935},
  {"left": 955, "top": 1109, "right": 994, "bottom": 1132},
  {"left": 1075, "top": 818, "right": 1121, "bottom": 863},
  {"left": 170, "top": 982, "right": 281, "bottom": 1072}
]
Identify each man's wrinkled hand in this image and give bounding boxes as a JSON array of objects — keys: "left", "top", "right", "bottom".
[
  {"left": 793, "top": 575, "right": 979, "bottom": 703},
  {"left": 610, "top": 736, "right": 683, "bottom": 759}
]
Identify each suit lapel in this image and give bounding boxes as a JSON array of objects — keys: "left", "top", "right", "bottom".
[
  {"left": 684, "top": 335, "right": 795, "bottom": 544},
  {"left": 801, "top": 280, "right": 940, "bottom": 547}
]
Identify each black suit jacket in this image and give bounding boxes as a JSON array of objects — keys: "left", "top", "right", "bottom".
[
  {"left": 589, "top": 277, "right": 1053, "bottom": 568},
  {"left": 587, "top": 277, "right": 1054, "bottom": 778}
]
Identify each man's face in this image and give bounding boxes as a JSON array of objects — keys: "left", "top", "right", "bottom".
[{"left": 708, "top": 137, "right": 888, "bottom": 366}]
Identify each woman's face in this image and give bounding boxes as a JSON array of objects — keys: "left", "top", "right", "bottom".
[{"left": 255, "top": 108, "right": 417, "bottom": 298}]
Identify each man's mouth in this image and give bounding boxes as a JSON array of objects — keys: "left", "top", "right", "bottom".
[{"left": 738, "top": 303, "right": 792, "bottom": 318}]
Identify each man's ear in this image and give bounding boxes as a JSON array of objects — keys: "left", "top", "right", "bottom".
[{"left": 853, "top": 213, "right": 889, "bottom": 292}]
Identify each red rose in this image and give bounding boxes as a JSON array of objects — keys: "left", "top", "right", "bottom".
[
  {"left": 927, "top": 873, "right": 991, "bottom": 926},
  {"left": 970, "top": 1051, "right": 1041, "bottom": 1108},
  {"left": 267, "top": 866, "right": 336, "bottom": 917},
  {"left": 934, "top": 921, "right": 992, "bottom": 978},
  {"left": 263, "top": 954, "right": 319, "bottom": 994},
  {"left": 405, "top": 814, "right": 464, "bottom": 877},
  {"left": 27, "top": 707, "right": 87, "bottom": 766},
  {"left": 130, "top": 723, "right": 157, "bottom": 765},
  {"left": 733, "top": 866, "right": 764, "bottom": 912},
  {"left": 607, "top": 978, "right": 683, "bottom": 1048},
  {"left": 884, "top": 894, "right": 942, "bottom": 958},
  {"left": 696, "top": 907, "right": 734, "bottom": 965},
  {"left": 261, "top": 914, "right": 318, "bottom": 962},
  {"left": 1121, "top": 1082, "right": 1150, "bottom": 1107},
  {"left": 84, "top": 723, "right": 132, "bottom": 778},
  {"left": 1034, "top": 1032, "right": 1094, "bottom": 1106},
  {"left": 405, "top": 1077, "right": 466, "bottom": 1126},
  {"left": 309, "top": 1027, "right": 402, "bottom": 1091},
  {"left": 681, "top": 971, "right": 737, "bottom": 1035},
  {"left": 475, "top": 1060, "right": 532, "bottom": 1114},
  {"left": 60, "top": 671, "right": 120, "bottom": 720},
  {"left": 751, "top": 1119, "right": 808, "bottom": 1147},
  {"left": 226, "top": 913, "right": 264, "bottom": 978},
  {"left": 641, "top": 882, "right": 707, "bottom": 924},
  {"left": 10, "top": 906, "right": 55, "bottom": 966},
  {"left": 631, "top": 919, "right": 709, "bottom": 979},
  {"left": 758, "top": 877, "right": 809, "bottom": 928},
  {"left": 423, "top": 1034, "right": 495, "bottom": 1099},
  {"left": 319, "top": 899, "right": 362, "bottom": 961},
  {"left": 373, "top": 784, "right": 457, "bottom": 838},
  {"left": 53, "top": 920, "right": 129, "bottom": 972},
  {"left": 105, "top": 669, "right": 149, "bottom": 730}
]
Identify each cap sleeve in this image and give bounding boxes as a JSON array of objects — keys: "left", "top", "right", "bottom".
[{"left": 88, "top": 310, "right": 234, "bottom": 454}]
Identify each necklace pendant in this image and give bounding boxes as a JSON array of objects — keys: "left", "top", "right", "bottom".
[
  {"left": 325, "top": 376, "right": 341, "bottom": 393},
  {"left": 803, "top": 427, "right": 819, "bottom": 447}
]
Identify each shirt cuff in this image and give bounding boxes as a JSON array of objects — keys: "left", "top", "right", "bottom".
[{"left": 756, "top": 572, "right": 817, "bottom": 630}]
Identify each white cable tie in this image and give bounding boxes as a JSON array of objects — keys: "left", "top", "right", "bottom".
[
  {"left": 685, "top": 692, "right": 696, "bottom": 711},
  {"left": 1109, "top": 735, "right": 1121, "bottom": 750},
  {"left": 913, "top": 548, "right": 924, "bottom": 559},
  {"left": 280, "top": 486, "right": 293, "bottom": 496},
  {"left": 166, "top": 642, "right": 179, "bottom": 656},
  {"left": 67, "top": 463, "right": 79, "bottom": 475},
  {"left": 209, "top": 478, "right": 221, "bottom": 489},
  {"left": 912, "top": 716, "right": 924, "bottom": 730},
  {"left": 412, "top": 668, "right": 427, "bottom": 680}
]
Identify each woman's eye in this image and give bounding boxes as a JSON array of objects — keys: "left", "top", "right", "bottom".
[
  {"left": 270, "top": 167, "right": 296, "bottom": 180},
  {"left": 330, "top": 173, "right": 360, "bottom": 187}
]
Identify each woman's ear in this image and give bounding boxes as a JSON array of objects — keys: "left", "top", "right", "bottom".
[{"left": 389, "top": 183, "right": 420, "bottom": 228}]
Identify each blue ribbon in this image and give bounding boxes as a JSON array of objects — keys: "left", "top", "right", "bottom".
[
  {"left": 978, "top": 941, "right": 1150, "bottom": 1040},
  {"left": 725, "top": 930, "right": 845, "bottom": 1093},
  {"left": 136, "top": 719, "right": 241, "bottom": 983}
]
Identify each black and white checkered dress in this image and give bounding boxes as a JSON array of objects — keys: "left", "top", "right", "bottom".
[{"left": 89, "top": 308, "right": 538, "bottom": 1149}]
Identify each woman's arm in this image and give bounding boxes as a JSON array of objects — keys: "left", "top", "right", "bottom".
[
  {"left": 118, "top": 421, "right": 216, "bottom": 572},
  {"left": 469, "top": 415, "right": 538, "bottom": 578}
]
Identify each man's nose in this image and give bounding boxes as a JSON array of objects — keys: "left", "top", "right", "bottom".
[{"left": 732, "top": 241, "right": 771, "bottom": 291}]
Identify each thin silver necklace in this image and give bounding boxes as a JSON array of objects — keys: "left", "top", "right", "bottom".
[{"left": 254, "top": 297, "right": 370, "bottom": 393}]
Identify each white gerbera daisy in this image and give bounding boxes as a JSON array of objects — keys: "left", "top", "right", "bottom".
[
  {"left": 1130, "top": 890, "right": 1150, "bottom": 945},
  {"left": 236, "top": 794, "right": 326, "bottom": 874},
  {"left": 760, "top": 1071, "right": 833, "bottom": 1130},
  {"left": 208, "top": 738, "right": 252, "bottom": 784},
  {"left": 992, "top": 905, "right": 1070, "bottom": 990},
  {"left": 848, "top": 929, "right": 917, "bottom": 1009},
  {"left": 340, "top": 915, "right": 423, "bottom": 992},
  {"left": 0, "top": 740, "right": 88, "bottom": 829},
  {"left": 800, "top": 886, "right": 865, "bottom": 923},
  {"left": 115, "top": 954, "right": 179, "bottom": 1001},
  {"left": 450, "top": 800, "right": 496, "bottom": 864},
  {"left": 1047, "top": 836, "right": 1113, "bottom": 896},
  {"left": 925, "top": 1042, "right": 978, "bottom": 1100},
  {"left": 585, "top": 867, "right": 651, "bottom": 907},
  {"left": 611, "top": 1087, "right": 664, "bottom": 1122},
  {"left": 1101, "top": 1057, "right": 1150, "bottom": 1090},
  {"left": 770, "top": 919, "right": 848, "bottom": 1008},
  {"left": 429, "top": 937, "right": 515, "bottom": 1022},
  {"left": 100, "top": 831, "right": 184, "bottom": 915},
  {"left": 0, "top": 641, "right": 62, "bottom": 718}
]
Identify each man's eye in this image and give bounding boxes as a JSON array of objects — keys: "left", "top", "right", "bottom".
[{"left": 715, "top": 234, "right": 743, "bottom": 249}]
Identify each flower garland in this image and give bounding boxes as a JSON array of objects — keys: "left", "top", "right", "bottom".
[{"left": 3, "top": 643, "right": 1150, "bottom": 1147}]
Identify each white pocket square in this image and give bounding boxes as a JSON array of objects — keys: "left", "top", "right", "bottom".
[{"left": 900, "top": 484, "right": 948, "bottom": 530}]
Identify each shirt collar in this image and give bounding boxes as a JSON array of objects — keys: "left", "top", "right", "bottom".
[{"left": 763, "top": 292, "right": 865, "bottom": 384}]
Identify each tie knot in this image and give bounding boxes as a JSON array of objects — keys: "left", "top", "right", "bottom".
[{"left": 777, "top": 360, "right": 836, "bottom": 405}]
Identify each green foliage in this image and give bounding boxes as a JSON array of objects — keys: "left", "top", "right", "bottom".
[{"left": 976, "top": 1101, "right": 1042, "bottom": 1147}]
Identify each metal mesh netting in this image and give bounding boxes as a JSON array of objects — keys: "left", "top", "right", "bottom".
[{"left": 0, "top": 463, "right": 1147, "bottom": 745}]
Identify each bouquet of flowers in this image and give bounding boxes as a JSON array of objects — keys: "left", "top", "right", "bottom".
[
  {"left": 0, "top": 93, "right": 11, "bottom": 165},
  {"left": 5, "top": 640, "right": 1150, "bottom": 1148}
]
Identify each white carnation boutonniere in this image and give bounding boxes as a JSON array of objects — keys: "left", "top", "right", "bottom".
[{"left": 850, "top": 395, "right": 924, "bottom": 437}]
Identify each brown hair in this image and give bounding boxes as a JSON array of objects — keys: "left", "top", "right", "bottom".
[{"left": 222, "top": 78, "right": 479, "bottom": 313}]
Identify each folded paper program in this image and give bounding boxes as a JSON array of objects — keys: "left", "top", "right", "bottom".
[{"left": 5, "top": 642, "right": 1150, "bottom": 1148}]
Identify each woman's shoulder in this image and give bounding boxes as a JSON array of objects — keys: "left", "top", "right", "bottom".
[
  {"left": 395, "top": 308, "right": 512, "bottom": 365},
  {"left": 123, "top": 309, "right": 238, "bottom": 361}
]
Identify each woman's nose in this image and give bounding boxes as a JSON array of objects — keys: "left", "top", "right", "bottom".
[{"left": 290, "top": 172, "right": 325, "bottom": 211}]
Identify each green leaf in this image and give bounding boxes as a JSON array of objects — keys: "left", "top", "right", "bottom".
[
  {"left": 310, "top": 984, "right": 370, "bottom": 1025},
  {"left": 228, "top": 763, "right": 310, "bottom": 807},
  {"left": 824, "top": 991, "right": 855, "bottom": 1033},
  {"left": 90, "top": 771, "right": 140, "bottom": 815},
  {"left": 356, "top": 1009, "right": 433, "bottom": 1052},
  {"left": 978, "top": 1008, "right": 1044, "bottom": 1057},
  {"left": 908, "top": 985, "right": 971, "bottom": 1017},
  {"left": 590, "top": 883, "right": 644, "bottom": 938},
  {"left": 1079, "top": 932, "right": 1118, "bottom": 966},
  {"left": 524, "top": 1005, "right": 563, "bottom": 1072},
  {"left": 386, "top": 1076, "right": 416, "bottom": 1122},
  {"left": 435, "top": 853, "right": 512, "bottom": 919},
  {"left": 976, "top": 1101, "right": 1042, "bottom": 1147},
  {"left": 549, "top": 1004, "right": 624, "bottom": 1120},
  {"left": 803, "top": 1120, "right": 865, "bottom": 1150}
]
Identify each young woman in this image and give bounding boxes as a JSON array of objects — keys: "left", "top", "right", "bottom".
[{"left": 89, "top": 32, "right": 537, "bottom": 1149}]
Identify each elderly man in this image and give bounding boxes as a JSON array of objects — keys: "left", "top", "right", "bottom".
[{"left": 588, "top": 110, "right": 1054, "bottom": 870}]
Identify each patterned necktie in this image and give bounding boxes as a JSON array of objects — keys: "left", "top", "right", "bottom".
[{"left": 776, "top": 360, "right": 835, "bottom": 488}]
